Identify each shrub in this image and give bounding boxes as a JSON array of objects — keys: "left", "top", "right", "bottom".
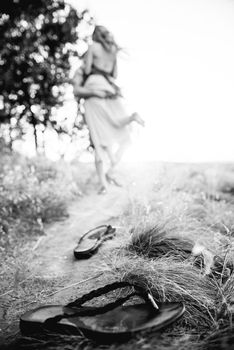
[{"left": 0, "top": 149, "right": 81, "bottom": 251}]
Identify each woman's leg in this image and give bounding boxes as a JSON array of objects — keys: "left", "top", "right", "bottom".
[
  {"left": 95, "top": 151, "right": 108, "bottom": 193},
  {"left": 106, "top": 138, "right": 130, "bottom": 185},
  {"left": 106, "top": 110, "right": 144, "bottom": 175},
  {"left": 131, "top": 112, "right": 145, "bottom": 127},
  {"left": 113, "top": 138, "right": 130, "bottom": 168},
  {"left": 105, "top": 149, "right": 122, "bottom": 187},
  {"left": 116, "top": 112, "right": 145, "bottom": 128}
]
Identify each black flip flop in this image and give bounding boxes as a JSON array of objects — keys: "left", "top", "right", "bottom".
[
  {"left": 20, "top": 281, "right": 185, "bottom": 343},
  {"left": 74, "top": 225, "right": 116, "bottom": 259}
]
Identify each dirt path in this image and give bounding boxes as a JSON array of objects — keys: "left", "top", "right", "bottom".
[
  {"left": 33, "top": 186, "right": 128, "bottom": 279},
  {"left": 31, "top": 162, "right": 161, "bottom": 301}
]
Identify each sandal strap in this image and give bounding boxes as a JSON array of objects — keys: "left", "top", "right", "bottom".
[
  {"left": 78, "top": 225, "right": 114, "bottom": 244},
  {"left": 44, "top": 291, "right": 138, "bottom": 326},
  {"left": 44, "top": 282, "right": 158, "bottom": 326},
  {"left": 67, "top": 281, "right": 131, "bottom": 308}
]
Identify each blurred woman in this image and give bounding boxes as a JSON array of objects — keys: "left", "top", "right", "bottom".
[{"left": 73, "top": 25, "right": 144, "bottom": 194}]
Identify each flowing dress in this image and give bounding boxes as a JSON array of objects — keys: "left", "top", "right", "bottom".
[{"left": 83, "top": 73, "right": 131, "bottom": 160}]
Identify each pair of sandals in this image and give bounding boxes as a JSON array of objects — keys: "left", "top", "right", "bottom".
[{"left": 20, "top": 226, "right": 186, "bottom": 343}]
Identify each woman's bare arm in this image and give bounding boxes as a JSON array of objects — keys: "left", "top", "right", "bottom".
[
  {"left": 72, "top": 68, "right": 92, "bottom": 98},
  {"left": 83, "top": 46, "right": 93, "bottom": 76},
  {"left": 74, "top": 85, "right": 108, "bottom": 99},
  {"left": 72, "top": 68, "right": 107, "bottom": 99}
]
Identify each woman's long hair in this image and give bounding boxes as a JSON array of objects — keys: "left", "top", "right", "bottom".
[{"left": 92, "top": 25, "right": 119, "bottom": 54}]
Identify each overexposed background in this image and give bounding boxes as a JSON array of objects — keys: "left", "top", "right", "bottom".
[
  {"left": 14, "top": 0, "right": 234, "bottom": 162},
  {"left": 67, "top": 0, "right": 234, "bottom": 162}
]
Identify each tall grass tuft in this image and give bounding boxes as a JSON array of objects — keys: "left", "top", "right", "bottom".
[{"left": 128, "top": 224, "right": 194, "bottom": 260}]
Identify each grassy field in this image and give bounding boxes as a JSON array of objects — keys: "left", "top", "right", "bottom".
[{"left": 1, "top": 146, "right": 234, "bottom": 349}]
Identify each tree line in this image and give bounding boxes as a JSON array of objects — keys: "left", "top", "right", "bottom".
[{"left": 0, "top": 0, "right": 92, "bottom": 151}]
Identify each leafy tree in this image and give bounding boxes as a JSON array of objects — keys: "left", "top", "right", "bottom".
[{"left": 0, "top": 0, "right": 91, "bottom": 150}]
